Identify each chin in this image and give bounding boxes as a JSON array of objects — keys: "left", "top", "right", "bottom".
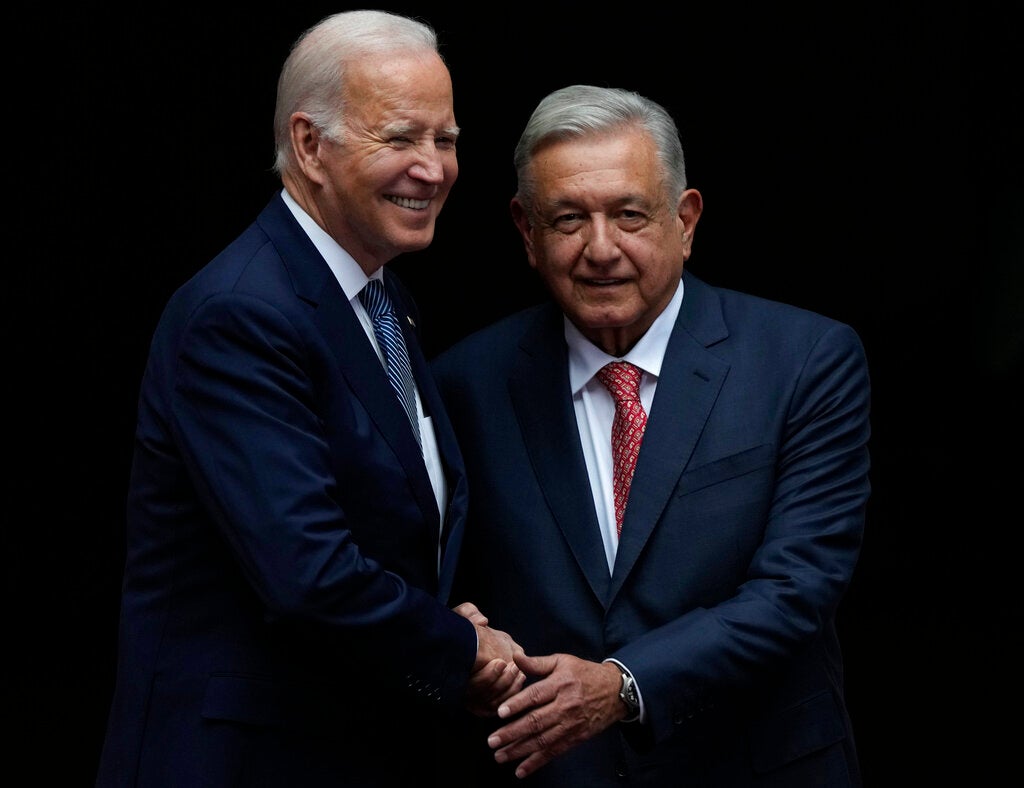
[
  {"left": 574, "top": 301, "right": 639, "bottom": 327},
  {"left": 392, "top": 227, "right": 436, "bottom": 253}
]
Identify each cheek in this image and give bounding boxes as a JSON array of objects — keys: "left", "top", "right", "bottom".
[
  {"left": 624, "top": 237, "right": 686, "bottom": 282},
  {"left": 638, "top": 265, "right": 685, "bottom": 310},
  {"left": 530, "top": 237, "right": 579, "bottom": 278},
  {"left": 538, "top": 234, "right": 583, "bottom": 262}
]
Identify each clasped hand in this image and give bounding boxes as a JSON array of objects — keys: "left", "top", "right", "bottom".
[
  {"left": 488, "top": 653, "right": 626, "bottom": 780},
  {"left": 454, "top": 602, "right": 527, "bottom": 716},
  {"left": 453, "top": 605, "right": 626, "bottom": 779}
]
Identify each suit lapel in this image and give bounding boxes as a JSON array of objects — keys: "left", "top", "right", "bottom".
[
  {"left": 314, "top": 284, "right": 431, "bottom": 484},
  {"left": 610, "top": 273, "right": 730, "bottom": 599},
  {"left": 387, "top": 274, "right": 468, "bottom": 599},
  {"left": 510, "top": 306, "right": 612, "bottom": 604},
  {"left": 257, "top": 195, "right": 440, "bottom": 540}
]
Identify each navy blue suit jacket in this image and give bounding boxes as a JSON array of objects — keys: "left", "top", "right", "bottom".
[
  {"left": 97, "top": 192, "right": 475, "bottom": 786},
  {"left": 432, "top": 271, "right": 871, "bottom": 787}
]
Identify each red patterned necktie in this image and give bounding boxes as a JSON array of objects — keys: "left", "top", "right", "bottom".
[{"left": 596, "top": 361, "right": 648, "bottom": 537}]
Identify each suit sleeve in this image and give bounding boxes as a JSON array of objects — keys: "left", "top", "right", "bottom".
[
  {"left": 612, "top": 321, "right": 871, "bottom": 742},
  {"left": 162, "top": 291, "right": 475, "bottom": 701}
]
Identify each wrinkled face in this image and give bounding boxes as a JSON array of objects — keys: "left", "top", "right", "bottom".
[
  {"left": 317, "top": 50, "right": 458, "bottom": 269},
  {"left": 511, "top": 126, "right": 701, "bottom": 357}
]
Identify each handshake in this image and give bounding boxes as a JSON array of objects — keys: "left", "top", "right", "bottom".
[{"left": 453, "top": 602, "right": 632, "bottom": 780}]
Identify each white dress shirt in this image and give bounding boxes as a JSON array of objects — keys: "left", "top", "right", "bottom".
[{"left": 565, "top": 279, "right": 684, "bottom": 572}]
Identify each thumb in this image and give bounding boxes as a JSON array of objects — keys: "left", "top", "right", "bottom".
[
  {"left": 513, "top": 651, "right": 558, "bottom": 676},
  {"left": 452, "top": 601, "right": 487, "bottom": 624}
]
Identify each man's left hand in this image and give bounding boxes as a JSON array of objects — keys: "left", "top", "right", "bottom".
[{"left": 486, "top": 653, "right": 626, "bottom": 779}]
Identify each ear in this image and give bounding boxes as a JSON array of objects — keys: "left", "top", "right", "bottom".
[
  {"left": 510, "top": 197, "right": 539, "bottom": 269},
  {"left": 289, "top": 113, "right": 328, "bottom": 185},
  {"left": 677, "top": 188, "right": 703, "bottom": 260}
]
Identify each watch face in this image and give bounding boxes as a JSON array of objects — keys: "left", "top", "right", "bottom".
[
  {"left": 614, "top": 671, "right": 638, "bottom": 720},
  {"left": 620, "top": 673, "right": 639, "bottom": 712}
]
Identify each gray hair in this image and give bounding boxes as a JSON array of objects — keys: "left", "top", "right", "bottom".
[
  {"left": 513, "top": 85, "right": 688, "bottom": 214},
  {"left": 272, "top": 10, "right": 441, "bottom": 175}
]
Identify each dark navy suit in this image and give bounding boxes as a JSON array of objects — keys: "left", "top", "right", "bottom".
[
  {"left": 432, "top": 270, "right": 870, "bottom": 787},
  {"left": 97, "top": 192, "right": 475, "bottom": 786}
]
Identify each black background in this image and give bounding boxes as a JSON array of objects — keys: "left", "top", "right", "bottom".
[{"left": 14, "top": 3, "right": 1021, "bottom": 785}]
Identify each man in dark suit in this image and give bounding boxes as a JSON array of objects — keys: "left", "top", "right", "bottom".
[
  {"left": 432, "top": 84, "right": 871, "bottom": 786},
  {"left": 95, "top": 11, "right": 522, "bottom": 787}
]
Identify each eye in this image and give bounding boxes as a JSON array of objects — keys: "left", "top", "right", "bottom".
[
  {"left": 615, "top": 209, "right": 649, "bottom": 229},
  {"left": 435, "top": 135, "right": 457, "bottom": 150},
  {"left": 552, "top": 212, "right": 584, "bottom": 231}
]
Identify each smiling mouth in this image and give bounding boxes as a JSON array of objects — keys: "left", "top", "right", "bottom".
[{"left": 386, "top": 195, "right": 429, "bottom": 210}]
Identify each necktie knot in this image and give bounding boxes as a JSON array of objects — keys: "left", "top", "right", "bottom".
[
  {"left": 359, "top": 278, "right": 391, "bottom": 321},
  {"left": 597, "top": 361, "right": 643, "bottom": 405}
]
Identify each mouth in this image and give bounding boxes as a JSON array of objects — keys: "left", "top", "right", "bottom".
[
  {"left": 584, "top": 278, "right": 629, "bottom": 287},
  {"left": 386, "top": 195, "right": 430, "bottom": 210}
]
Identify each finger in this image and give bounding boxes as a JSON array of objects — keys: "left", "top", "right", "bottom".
[
  {"left": 496, "top": 676, "right": 552, "bottom": 720},
  {"left": 490, "top": 717, "right": 557, "bottom": 765},
  {"left": 465, "top": 661, "right": 510, "bottom": 717},
  {"left": 513, "top": 651, "right": 555, "bottom": 675},
  {"left": 468, "top": 658, "right": 507, "bottom": 688},
  {"left": 485, "top": 664, "right": 526, "bottom": 707},
  {"left": 467, "top": 685, "right": 521, "bottom": 718},
  {"left": 510, "top": 750, "right": 554, "bottom": 780},
  {"left": 492, "top": 714, "right": 573, "bottom": 773},
  {"left": 453, "top": 601, "right": 488, "bottom": 625},
  {"left": 489, "top": 720, "right": 536, "bottom": 754},
  {"left": 508, "top": 668, "right": 528, "bottom": 695}
]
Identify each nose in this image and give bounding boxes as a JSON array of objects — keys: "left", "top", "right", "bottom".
[
  {"left": 408, "top": 144, "right": 448, "bottom": 184},
  {"left": 582, "top": 217, "right": 621, "bottom": 264}
]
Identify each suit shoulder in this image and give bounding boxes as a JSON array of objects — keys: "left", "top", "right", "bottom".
[
  {"left": 683, "top": 273, "right": 867, "bottom": 369},
  {"left": 167, "top": 221, "right": 274, "bottom": 301},
  {"left": 153, "top": 220, "right": 308, "bottom": 347},
  {"left": 713, "top": 284, "right": 862, "bottom": 342},
  {"left": 433, "top": 302, "right": 551, "bottom": 368},
  {"left": 170, "top": 193, "right": 310, "bottom": 305}
]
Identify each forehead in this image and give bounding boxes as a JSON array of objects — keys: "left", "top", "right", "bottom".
[
  {"left": 531, "top": 127, "right": 660, "bottom": 200},
  {"left": 344, "top": 50, "right": 456, "bottom": 130}
]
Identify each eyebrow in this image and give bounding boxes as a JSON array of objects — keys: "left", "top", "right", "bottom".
[
  {"left": 541, "top": 194, "right": 652, "bottom": 213},
  {"left": 381, "top": 123, "right": 460, "bottom": 138}
]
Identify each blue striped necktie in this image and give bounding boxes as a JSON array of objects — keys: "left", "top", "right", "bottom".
[{"left": 359, "top": 279, "right": 421, "bottom": 446}]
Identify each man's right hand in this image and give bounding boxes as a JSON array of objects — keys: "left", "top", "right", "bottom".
[{"left": 453, "top": 602, "right": 527, "bottom": 716}]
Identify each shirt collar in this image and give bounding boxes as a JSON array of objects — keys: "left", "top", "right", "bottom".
[
  {"left": 565, "top": 278, "right": 684, "bottom": 395},
  {"left": 280, "top": 188, "right": 378, "bottom": 299}
]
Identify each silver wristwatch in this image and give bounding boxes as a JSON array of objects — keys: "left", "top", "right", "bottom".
[{"left": 618, "top": 667, "right": 641, "bottom": 722}]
